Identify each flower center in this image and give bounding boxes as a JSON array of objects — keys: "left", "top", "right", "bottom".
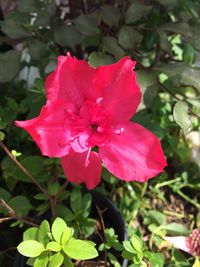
[
  {"left": 63, "top": 99, "right": 124, "bottom": 158},
  {"left": 90, "top": 123, "right": 98, "bottom": 131},
  {"left": 64, "top": 100, "right": 112, "bottom": 150}
]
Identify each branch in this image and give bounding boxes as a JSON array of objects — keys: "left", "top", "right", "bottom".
[
  {"left": 0, "top": 142, "right": 48, "bottom": 196},
  {"left": 54, "top": 180, "right": 68, "bottom": 201},
  {"left": 0, "top": 142, "right": 57, "bottom": 219},
  {"left": 0, "top": 198, "right": 38, "bottom": 227},
  {"left": 158, "top": 81, "right": 200, "bottom": 119}
]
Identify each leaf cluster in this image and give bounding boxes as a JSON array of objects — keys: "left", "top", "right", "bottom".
[{"left": 17, "top": 217, "right": 98, "bottom": 267}]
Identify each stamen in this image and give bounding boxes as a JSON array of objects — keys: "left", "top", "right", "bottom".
[
  {"left": 85, "top": 146, "right": 92, "bottom": 167},
  {"left": 112, "top": 127, "right": 124, "bottom": 134},
  {"left": 97, "top": 126, "right": 104, "bottom": 133},
  {"left": 96, "top": 97, "right": 103, "bottom": 104}
]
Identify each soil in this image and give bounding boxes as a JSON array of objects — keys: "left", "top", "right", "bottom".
[{"left": 151, "top": 187, "right": 196, "bottom": 227}]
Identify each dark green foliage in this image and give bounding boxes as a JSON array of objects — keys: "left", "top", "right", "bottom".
[{"left": 0, "top": 0, "right": 200, "bottom": 266}]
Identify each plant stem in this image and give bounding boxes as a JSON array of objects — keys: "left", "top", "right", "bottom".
[
  {"left": 96, "top": 205, "right": 108, "bottom": 266},
  {"left": 0, "top": 142, "right": 47, "bottom": 196},
  {"left": 55, "top": 180, "right": 68, "bottom": 201},
  {"left": 176, "top": 190, "right": 200, "bottom": 210},
  {"left": 141, "top": 182, "right": 148, "bottom": 197},
  {"left": 0, "top": 142, "right": 57, "bottom": 219},
  {"left": 163, "top": 210, "right": 187, "bottom": 219},
  {"left": 0, "top": 247, "right": 16, "bottom": 256},
  {"left": 155, "top": 177, "right": 182, "bottom": 188},
  {"left": 158, "top": 81, "right": 200, "bottom": 119},
  {"left": 0, "top": 217, "right": 13, "bottom": 223},
  {"left": 0, "top": 198, "right": 38, "bottom": 227}
]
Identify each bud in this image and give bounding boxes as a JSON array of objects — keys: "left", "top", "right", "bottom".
[{"left": 186, "top": 229, "right": 200, "bottom": 257}]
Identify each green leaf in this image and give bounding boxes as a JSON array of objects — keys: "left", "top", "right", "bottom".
[
  {"left": 158, "top": 30, "right": 172, "bottom": 55},
  {"left": 157, "top": 63, "right": 200, "bottom": 91},
  {"left": 17, "top": 240, "right": 45, "bottom": 257},
  {"left": 131, "top": 234, "right": 143, "bottom": 252},
  {"left": 173, "top": 101, "right": 192, "bottom": 135},
  {"left": 34, "top": 13, "right": 50, "bottom": 27},
  {"left": 33, "top": 2, "right": 55, "bottom": 27},
  {"left": 51, "top": 217, "right": 68, "bottom": 243},
  {"left": 55, "top": 205, "right": 75, "bottom": 222},
  {"left": 0, "top": 50, "right": 21, "bottom": 83},
  {"left": 38, "top": 220, "right": 50, "bottom": 245},
  {"left": 122, "top": 250, "right": 135, "bottom": 260},
  {"left": 12, "top": 156, "right": 48, "bottom": 183},
  {"left": 101, "top": 5, "right": 120, "bottom": 27},
  {"left": 193, "top": 257, "right": 200, "bottom": 267},
  {"left": 135, "top": 251, "right": 143, "bottom": 264},
  {"left": 63, "top": 256, "right": 74, "bottom": 267},
  {"left": 190, "top": 26, "right": 200, "bottom": 50},
  {"left": 157, "top": 0, "right": 178, "bottom": 7},
  {"left": 74, "top": 15, "right": 100, "bottom": 36},
  {"left": 34, "top": 252, "right": 49, "bottom": 267},
  {"left": 103, "top": 36, "right": 125, "bottom": 60},
  {"left": 181, "top": 67, "right": 200, "bottom": 92},
  {"left": 26, "top": 257, "right": 36, "bottom": 266},
  {"left": 16, "top": 0, "right": 38, "bottom": 13},
  {"left": 47, "top": 183, "right": 60, "bottom": 197},
  {"left": 162, "top": 223, "right": 190, "bottom": 236},
  {"left": 63, "top": 238, "right": 98, "bottom": 260},
  {"left": 118, "top": 26, "right": 142, "bottom": 50},
  {"left": 28, "top": 40, "right": 46, "bottom": 61},
  {"left": 126, "top": 3, "right": 152, "bottom": 24},
  {"left": 82, "top": 35, "right": 100, "bottom": 50},
  {"left": 61, "top": 228, "right": 72, "bottom": 245},
  {"left": 172, "top": 249, "right": 189, "bottom": 265},
  {"left": 34, "top": 193, "right": 48, "bottom": 200},
  {"left": 47, "top": 241, "right": 61, "bottom": 252},
  {"left": 183, "top": 43, "right": 195, "bottom": 65},
  {"left": 70, "top": 189, "right": 82, "bottom": 214},
  {"left": 54, "top": 25, "right": 81, "bottom": 50},
  {"left": 123, "top": 241, "right": 135, "bottom": 254},
  {"left": 108, "top": 253, "right": 121, "bottom": 267},
  {"left": 11, "top": 150, "right": 22, "bottom": 158},
  {"left": 136, "top": 70, "right": 158, "bottom": 108},
  {"left": 88, "top": 52, "right": 114, "bottom": 67},
  {"left": 148, "top": 253, "right": 164, "bottom": 267},
  {"left": 8, "top": 195, "right": 32, "bottom": 217},
  {"left": 159, "top": 22, "right": 191, "bottom": 36},
  {"left": 0, "top": 188, "right": 11, "bottom": 202},
  {"left": 43, "top": 1, "right": 56, "bottom": 17},
  {"left": 23, "top": 227, "right": 38, "bottom": 241},
  {"left": 0, "top": 131, "right": 5, "bottom": 141},
  {"left": 1, "top": 12, "right": 31, "bottom": 39},
  {"left": 48, "top": 252, "right": 64, "bottom": 267},
  {"left": 178, "top": 0, "right": 199, "bottom": 20},
  {"left": 148, "top": 210, "right": 166, "bottom": 226},
  {"left": 82, "top": 193, "right": 92, "bottom": 214}
]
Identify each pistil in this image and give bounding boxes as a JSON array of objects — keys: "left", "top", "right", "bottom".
[{"left": 85, "top": 146, "right": 92, "bottom": 167}]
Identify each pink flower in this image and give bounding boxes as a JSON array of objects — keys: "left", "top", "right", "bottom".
[
  {"left": 164, "top": 229, "right": 200, "bottom": 257},
  {"left": 16, "top": 54, "right": 167, "bottom": 189}
]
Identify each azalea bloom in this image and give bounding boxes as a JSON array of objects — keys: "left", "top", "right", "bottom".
[
  {"left": 164, "top": 229, "right": 200, "bottom": 257},
  {"left": 16, "top": 54, "right": 167, "bottom": 189}
]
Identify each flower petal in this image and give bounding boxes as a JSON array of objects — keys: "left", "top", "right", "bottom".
[
  {"left": 164, "top": 236, "right": 191, "bottom": 254},
  {"left": 45, "top": 56, "right": 66, "bottom": 103},
  {"left": 95, "top": 57, "right": 141, "bottom": 123},
  {"left": 99, "top": 122, "right": 167, "bottom": 182},
  {"left": 45, "top": 53, "right": 101, "bottom": 106},
  {"left": 15, "top": 101, "right": 71, "bottom": 157},
  {"left": 70, "top": 131, "right": 90, "bottom": 153},
  {"left": 61, "top": 151, "right": 102, "bottom": 189},
  {"left": 45, "top": 55, "right": 141, "bottom": 123}
]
